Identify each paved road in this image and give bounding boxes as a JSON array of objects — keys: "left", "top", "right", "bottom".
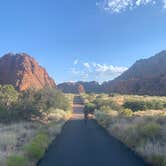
[{"left": 38, "top": 96, "right": 150, "bottom": 166}]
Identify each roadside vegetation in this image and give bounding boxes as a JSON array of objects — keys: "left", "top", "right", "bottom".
[
  {"left": 82, "top": 93, "right": 166, "bottom": 166},
  {"left": 0, "top": 85, "right": 72, "bottom": 166}
]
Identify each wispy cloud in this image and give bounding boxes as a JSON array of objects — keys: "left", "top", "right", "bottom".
[
  {"left": 73, "top": 59, "right": 78, "bottom": 65},
  {"left": 96, "top": 0, "right": 165, "bottom": 13},
  {"left": 163, "top": 0, "right": 166, "bottom": 8},
  {"left": 83, "top": 62, "right": 90, "bottom": 68},
  {"left": 69, "top": 60, "right": 128, "bottom": 82}
]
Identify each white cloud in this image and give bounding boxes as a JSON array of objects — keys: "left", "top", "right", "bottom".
[
  {"left": 94, "top": 64, "right": 128, "bottom": 74},
  {"left": 74, "top": 59, "right": 78, "bottom": 65},
  {"left": 97, "top": 0, "right": 165, "bottom": 13},
  {"left": 69, "top": 61, "right": 128, "bottom": 82},
  {"left": 83, "top": 62, "right": 91, "bottom": 68},
  {"left": 163, "top": 0, "right": 166, "bottom": 8}
]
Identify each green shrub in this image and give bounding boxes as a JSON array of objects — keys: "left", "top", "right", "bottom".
[
  {"left": 0, "top": 85, "right": 19, "bottom": 110},
  {"left": 6, "top": 155, "right": 28, "bottom": 166},
  {"left": 162, "top": 158, "right": 166, "bottom": 166},
  {"left": 93, "top": 98, "right": 122, "bottom": 111},
  {"left": 100, "top": 105, "right": 112, "bottom": 112},
  {"left": 123, "top": 100, "right": 165, "bottom": 111},
  {"left": 120, "top": 109, "right": 133, "bottom": 117},
  {"left": 25, "top": 132, "right": 50, "bottom": 160},
  {"left": 124, "top": 127, "right": 141, "bottom": 147},
  {"left": 138, "top": 122, "right": 161, "bottom": 139},
  {"left": 123, "top": 100, "right": 147, "bottom": 111},
  {"left": 95, "top": 111, "right": 112, "bottom": 127},
  {"left": 149, "top": 155, "right": 166, "bottom": 166},
  {"left": 0, "top": 106, "right": 8, "bottom": 118},
  {"left": 18, "top": 88, "right": 71, "bottom": 119},
  {"left": 0, "top": 85, "right": 19, "bottom": 122}
]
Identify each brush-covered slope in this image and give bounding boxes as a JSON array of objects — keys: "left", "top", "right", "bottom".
[{"left": 103, "top": 51, "right": 166, "bottom": 95}]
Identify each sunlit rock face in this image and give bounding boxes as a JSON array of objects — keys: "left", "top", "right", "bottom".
[{"left": 0, "top": 53, "right": 56, "bottom": 91}]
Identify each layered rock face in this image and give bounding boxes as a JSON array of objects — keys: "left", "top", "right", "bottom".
[
  {"left": 0, "top": 53, "right": 56, "bottom": 91},
  {"left": 103, "top": 51, "right": 166, "bottom": 96}
]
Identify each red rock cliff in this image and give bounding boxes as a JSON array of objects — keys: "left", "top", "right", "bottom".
[{"left": 0, "top": 53, "right": 56, "bottom": 91}]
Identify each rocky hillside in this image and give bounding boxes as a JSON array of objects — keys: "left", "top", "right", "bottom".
[
  {"left": 58, "top": 82, "right": 85, "bottom": 94},
  {"left": 103, "top": 51, "right": 166, "bottom": 95},
  {"left": 0, "top": 53, "right": 56, "bottom": 91}
]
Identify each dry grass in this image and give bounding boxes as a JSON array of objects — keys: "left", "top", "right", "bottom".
[
  {"left": 0, "top": 122, "right": 39, "bottom": 166},
  {"left": 95, "top": 110, "right": 166, "bottom": 166},
  {"left": 0, "top": 109, "right": 71, "bottom": 166}
]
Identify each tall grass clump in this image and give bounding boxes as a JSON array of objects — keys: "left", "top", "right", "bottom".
[
  {"left": 6, "top": 155, "right": 28, "bottom": 166},
  {"left": 25, "top": 132, "right": 50, "bottom": 160},
  {"left": 93, "top": 94, "right": 166, "bottom": 166}
]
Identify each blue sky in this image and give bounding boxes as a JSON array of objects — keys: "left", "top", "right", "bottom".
[{"left": 0, "top": 0, "right": 166, "bottom": 83}]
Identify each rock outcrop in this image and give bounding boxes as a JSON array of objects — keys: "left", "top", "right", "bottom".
[{"left": 0, "top": 53, "right": 56, "bottom": 91}]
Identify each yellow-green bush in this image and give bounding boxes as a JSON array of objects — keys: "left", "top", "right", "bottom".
[
  {"left": 25, "top": 132, "right": 50, "bottom": 160},
  {"left": 138, "top": 122, "right": 161, "bottom": 139},
  {"left": 120, "top": 109, "right": 133, "bottom": 117},
  {"left": 149, "top": 155, "right": 166, "bottom": 166},
  {"left": 6, "top": 155, "right": 28, "bottom": 166}
]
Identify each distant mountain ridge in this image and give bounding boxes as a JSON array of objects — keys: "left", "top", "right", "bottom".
[
  {"left": 59, "top": 51, "right": 166, "bottom": 95},
  {"left": 0, "top": 53, "right": 56, "bottom": 91},
  {"left": 58, "top": 81, "right": 101, "bottom": 93},
  {"left": 57, "top": 82, "right": 85, "bottom": 94},
  {"left": 102, "top": 51, "right": 166, "bottom": 95}
]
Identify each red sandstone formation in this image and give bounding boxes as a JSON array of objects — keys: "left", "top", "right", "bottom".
[{"left": 0, "top": 53, "right": 56, "bottom": 91}]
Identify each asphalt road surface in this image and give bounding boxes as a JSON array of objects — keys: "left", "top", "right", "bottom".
[{"left": 38, "top": 96, "right": 150, "bottom": 166}]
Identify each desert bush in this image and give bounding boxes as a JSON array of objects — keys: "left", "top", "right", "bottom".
[
  {"left": 138, "top": 122, "right": 161, "bottom": 139},
  {"left": 99, "top": 105, "right": 112, "bottom": 112},
  {"left": 95, "top": 110, "right": 119, "bottom": 127},
  {"left": 120, "top": 109, "right": 133, "bottom": 117},
  {"left": 149, "top": 155, "right": 166, "bottom": 166},
  {"left": 0, "top": 106, "right": 9, "bottom": 119},
  {"left": 47, "top": 108, "right": 70, "bottom": 121},
  {"left": 17, "top": 88, "right": 71, "bottom": 120},
  {"left": 123, "top": 100, "right": 165, "bottom": 111},
  {"left": 0, "top": 85, "right": 19, "bottom": 110},
  {"left": 0, "top": 85, "right": 19, "bottom": 122},
  {"left": 93, "top": 98, "right": 122, "bottom": 111},
  {"left": 6, "top": 155, "right": 28, "bottom": 166},
  {"left": 25, "top": 132, "right": 50, "bottom": 160}
]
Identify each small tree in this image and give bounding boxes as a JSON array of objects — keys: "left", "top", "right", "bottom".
[{"left": 0, "top": 85, "right": 18, "bottom": 110}]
